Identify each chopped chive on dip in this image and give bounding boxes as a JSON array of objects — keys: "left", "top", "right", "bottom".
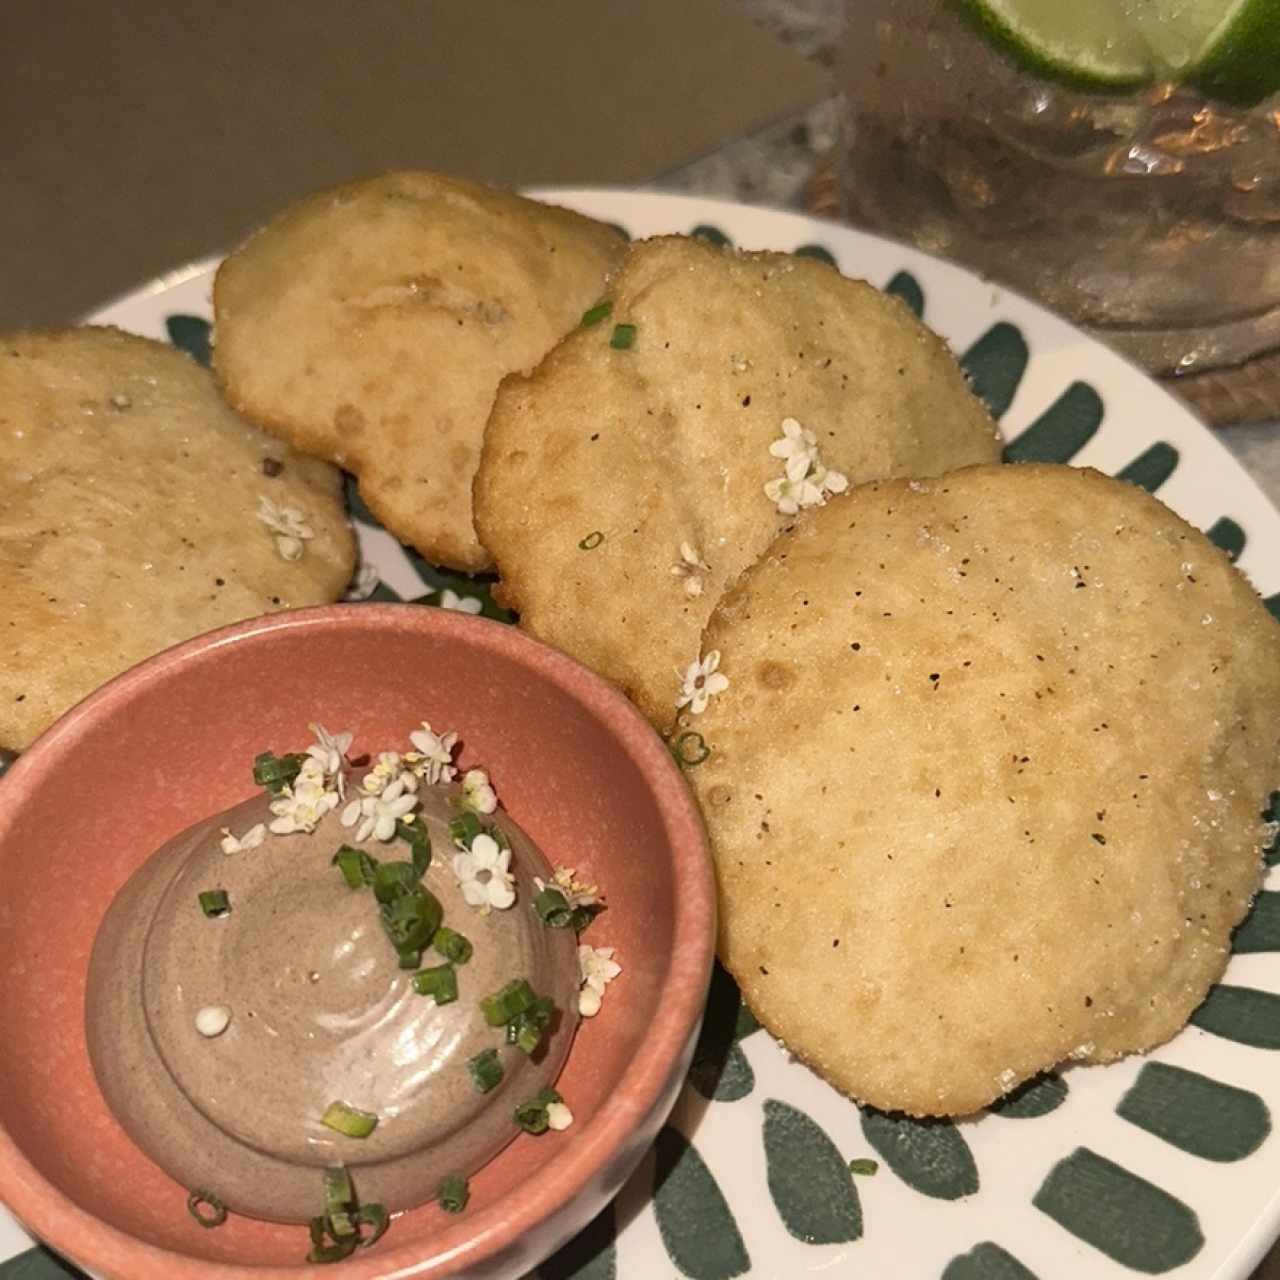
[
  {"left": 481, "top": 977, "right": 537, "bottom": 1026},
  {"left": 439, "top": 1173, "right": 470, "bottom": 1214},
  {"left": 580, "top": 300, "right": 612, "bottom": 328},
  {"left": 321, "top": 1101, "right": 379, "bottom": 1139},
  {"left": 609, "top": 323, "right": 637, "bottom": 350},
  {"left": 198, "top": 889, "right": 230, "bottom": 918},
  {"left": 307, "top": 1216, "right": 357, "bottom": 1264},
  {"left": 432, "top": 925, "right": 473, "bottom": 964},
  {"left": 578, "top": 530, "right": 604, "bottom": 551},
  {"left": 533, "top": 886, "right": 573, "bottom": 928},
  {"left": 397, "top": 817, "right": 431, "bottom": 875},
  {"left": 324, "top": 1167, "right": 357, "bottom": 1239},
  {"left": 467, "top": 1047, "right": 504, "bottom": 1093},
  {"left": 186, "top": 1188, "right": 227, "bottom": 1228},
  {"left": 412, "top": 963, "right": 458, "bottom": 1005},
  {"left": 379, "top": 884, "right": 443, "bottom": 965},
  {"left": 251, "top": 750, "right": 305, "bottom": 794},
  {"left": 506, "top": 995, "right": 556, "bottom": 1055},
  {"left": 848, "top": 1158, "right": 879, "bottom": 1177},
  {"left": 514, "top": 1086, "right": 563, "bottom": 1135},
  {"left": 332, "top": 845, "right": 376, "bottom": 889}
]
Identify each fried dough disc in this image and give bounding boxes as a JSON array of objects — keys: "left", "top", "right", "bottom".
[
  {"left": 474, "top": 235, "right": 1000, "bottom": 727},
  {"left": 213, "top": 171, "right": 625, "bottom": 571},
  {"left": 690, "top": 464, "right": 1280, "bottom": 1116},
  {"left": 0, "top": 327, "right": 354, "bottom": 750}
]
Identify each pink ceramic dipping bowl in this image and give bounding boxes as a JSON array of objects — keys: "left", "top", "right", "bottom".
[{"left": 0, "top": 604, "right": 715, "bottom": 1279}]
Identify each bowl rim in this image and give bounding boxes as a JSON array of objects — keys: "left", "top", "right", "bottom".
[{"left": 0, "top": 603, "right": 716, "bottom": 1279}]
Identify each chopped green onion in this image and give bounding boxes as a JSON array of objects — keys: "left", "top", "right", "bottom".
[
  {"left": 252, "top": 750, "right": 305, "bottom": 794},
  {"left": 412, "top": 963, "right": 458, "bottom": 1005},
  {"left": 187, "top": 1188, "right": 227, "bottom": 1228},
  {"left": 609, "top": 323, "right": 637, "bottom": 350},
  {"left": 480, "top": 977, "right": 537, "bottom": 1026},
  {"left": 438, "top": 1173, "right": 470, "bottom": 1214},
  {"left": 578, "top": 530, "right": 604, "bottom": 551},
  {"left": 324, "top": 1167, "right": 356, "bottom": 1238},
  {"left": 372, "top": 860, "right": 419, "bottom": 905},
  {"left": 486, "top": 823, "right": 510, "bottom": 851},
  {"left": 397, "top": 817, "right": 431, "bottom": 876},
  {"left": 198, "top": 889, "right": 230, "bottom": 918},
  {"left": 672, "top": 731, "right": 712, "bottom": 768},
  {"left": 467, "top": 1047, "right": 504, "bottom": 1093},
  {"left": 848, "top": 1158, "right": 879, "bottom": 1177},
  {"left": 569, "top": 902, "right": 605, "bottom": 934},
  {"left": 397, "top": 947, "right": 422, "bottom": 971},
  {"left": 307, "top": 1218, "right": 357, "bottom": 1265},
  {"left": 321, "top": 1101, "right": 379, "bottom": 1139},
  {"left": 432, "top": 925, "right": 473, "bottom": 964},
  {"left": 379, "top": 885, "right": 443, "bottom": 960},
  {"left": 449, "top": 811, "right": 483, "bottom": 848},
  {"left": 354, "top": 1202, "right": 389, "bottom": 1246},
  {"left": 514, "top": 1086, "right": 562, "bottom": 1135},
  {"left": 533, "top": 886, "right": 573, "bottom": 928},
  {"left": 332, "top": 846, "right": 376, "bottom": 889},
  {"left": 507, "top": 995, "right": 556, "bottom": 1055},
  {"left": 580, "top": 300, "right": 612, "bottom": 328}
]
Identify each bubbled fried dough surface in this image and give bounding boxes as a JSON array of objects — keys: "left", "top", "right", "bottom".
[
  {"left": 690, "top": 464, "right": 1280, "bottom": 1116},
  {"left": 213, "top": 171, "right": 626, "bottom": 572},
  {"left": 474, "top": 235, "right": 1000, "bottom": 728},
  {"left": 0, "top": 327, "right": 354, "bottom": 751}
]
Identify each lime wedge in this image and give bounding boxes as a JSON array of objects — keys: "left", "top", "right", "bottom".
[
  {"left": 952, "top": 0, "right": 1157, "bottom": 91},
  {"left": 954, "top": 0, "right": 1280, "bottom": 104}
]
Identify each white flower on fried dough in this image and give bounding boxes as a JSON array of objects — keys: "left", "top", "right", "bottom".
[
  {"left": 671, "top": 541, "right": 710, "bottom": 599},
  {"left": 577, "top": 944, "right": 621, "bottom": 1017},
  {"left": 764, "top": 417, "right": 847, "bottom": 515},
  {"left": 407, "top": 721, "right": 458, "bottom": 785},
  {"left": 339, "top": 774, "right": 418, "bottom": 842},
  {"left": 256, "top": 494, "right": 315, "bottom": 561},
  {"left": 451, "top": 832, "right": 516, "bottom": 912},
  {"left": 675, "top": 650, "right": 729, "bottom": 714},
  {"left": 460, "top": 768, "right": 498, "bottom": 814}
]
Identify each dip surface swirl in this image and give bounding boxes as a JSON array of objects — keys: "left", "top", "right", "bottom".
[{"left": 86, "top": 780, "right": 579, "bottom": 1223}]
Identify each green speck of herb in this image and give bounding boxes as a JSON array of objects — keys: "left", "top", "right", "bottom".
[
  {"left": 187, "top": 1189, "right": 227, "bottom": 1228},
  {"left": 610, "top": 323, "right": 637, "bottom": 350},
  {"left": 198, "top": 889, "right": 230, "bottom": 918},
  {"left": 439, "top": 1173, "right": 470, "bottom": 1213},
  {"left": 671, "top": 731, "right": 711, "bottom": 768},
  {"left": 578, "top": 530, "right": 604, "bottom": 551},
  {"left": 580, "top": 300, "right": 612, "bottom": 328},
  {"left": 848, "top": 1158, "right": 879, "bottom": 1177}
]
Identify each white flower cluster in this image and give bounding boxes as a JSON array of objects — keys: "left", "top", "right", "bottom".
[
  {"left": 763, "top": 417, "right": 848, "bottom": 515},
  {"left": 577, "top": 944, "right": 621, "bottom": 1017},
  {"left": 256, "top": 495, "right": 315, "bottom": 561},
  {"left": 675, "top": 650, "right": 729, "bottom": 715},
  {"left": 671, "top": 541, "right": 710, "bottom": 599}
]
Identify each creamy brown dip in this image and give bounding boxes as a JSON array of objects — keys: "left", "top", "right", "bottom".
[{"left": 86, "top": 780, "right": 579, "bottom": 1224}]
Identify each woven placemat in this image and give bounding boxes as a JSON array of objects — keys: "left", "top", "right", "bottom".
[{"left": 806, "top": 153, "right": 1280, "bottom": 429}]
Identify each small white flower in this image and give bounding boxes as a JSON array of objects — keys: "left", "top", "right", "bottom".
[
  {"left": 671, "top": 541, "right": 710, "bottom": 598},
  {"left": 407, "top": 721, "right": 458, "bottom": 785},
  {"left": 452, "top": 832, "right": 516, "bottom": 912},
  {"left": 256, "top": 495, "right": 315, "bottom": 561},
  {"left": 545, "top": 1101, "right": 574, "bottom": 1131},
  {"left": 339, "top": 775, "right": 418, "bottom": 842},
  {"left": 195, "top": 1005, "right": 232, "bottom": 1038},
  {"left": 533, "top": 866, "right": 600, "bottom": 911},
  {"left": 675, "top": 650, "right": 729, "bottom": 714},
  {"left": 343, "top": 562, "right": 380, "bottom": 601},
  {"left": 268, "top": 757, "right": 340, "bottom": 834},
  {"left": 763, "top": 417, "right": 847, "bottom": 515},
  {"left": 306, "top": 724, "right": 352, "bottom": 797},
  {"left": 437, "top": 588, "right": 483, "bottom": 614},
  {"left": 219, "top": 823, "right": 266, "bottom": 855},
  {"left": 461, "top": 768, "right": 498, "bottom": 814},
  {"left": 578, "top": 944, "right": 621, "bottom": 1017},
  {"left": 770, "top": 416, "right": 817, "bottom": 462},
  {"left": 360, "top": 751, "right": 413, "bottom": 795}
]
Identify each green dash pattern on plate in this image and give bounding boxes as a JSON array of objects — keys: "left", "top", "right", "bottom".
[
  {"left": 1033, "top": 1147, "right": 1204, "bottom": 1271},
  {"left": 1190, "top": 984, "right": 1280, "bottom": 1049},
  {"left": 762, "top": 1100, "right": 862, "bottom": 1245},
  {"left": 859, "top": 1109, "right": 979, "bottom": 1199},
  {"left": 1206, "top": 516, "right": 1246, "bottom": 561},
  {"left": 1116, "top": 442, "right": 1180, "bottom": 494},
  {"left": 0, "top": 1246, "right": 86, "bottom": 1280},
  {"left": 164, "top": 314, "right": 212, "bottom": 368},
  {"left": 1263, "top": 791, "right": 1280, "bottom": 864},
  {"left": 1234, "top": 891, "right": 1280, "bottom": 953},
  {"left": 942, "top": 1241, "right": 1039, "bottom": 1280},
  {"left": 1002, "top": 381, "right": 1104, "bottom": 463},
  {"left": 652, "top": 1126, "right": 750, "bottom": 1280},
  {"left": 1116, "top": 1062, "right": 1270, "bottom": 1161},
  {"left": 959, "top": 321, "right": 1029, "bottom": 419},
  {"left": 883, "top": 269, "right": 925, "bottom": 317},
  {"left": 986, "top": 1071, "right": 1068, "bottom": 1119},
  {"left": 687, "top": 964, "right": 757, "bottom": 1102}
]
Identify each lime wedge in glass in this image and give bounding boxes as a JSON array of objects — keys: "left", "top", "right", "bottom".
[{"left": 952, "top": 0, "right": 1280, "bottom": 103}]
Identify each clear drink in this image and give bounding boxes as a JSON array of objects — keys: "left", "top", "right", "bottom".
[{"left": 839, "top": 0, "right": 1280, "bottom": 377}]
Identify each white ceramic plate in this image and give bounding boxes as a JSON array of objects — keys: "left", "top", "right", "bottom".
[{"left": 4, "top": 190, "right": 1279, "bottom": 1280}]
